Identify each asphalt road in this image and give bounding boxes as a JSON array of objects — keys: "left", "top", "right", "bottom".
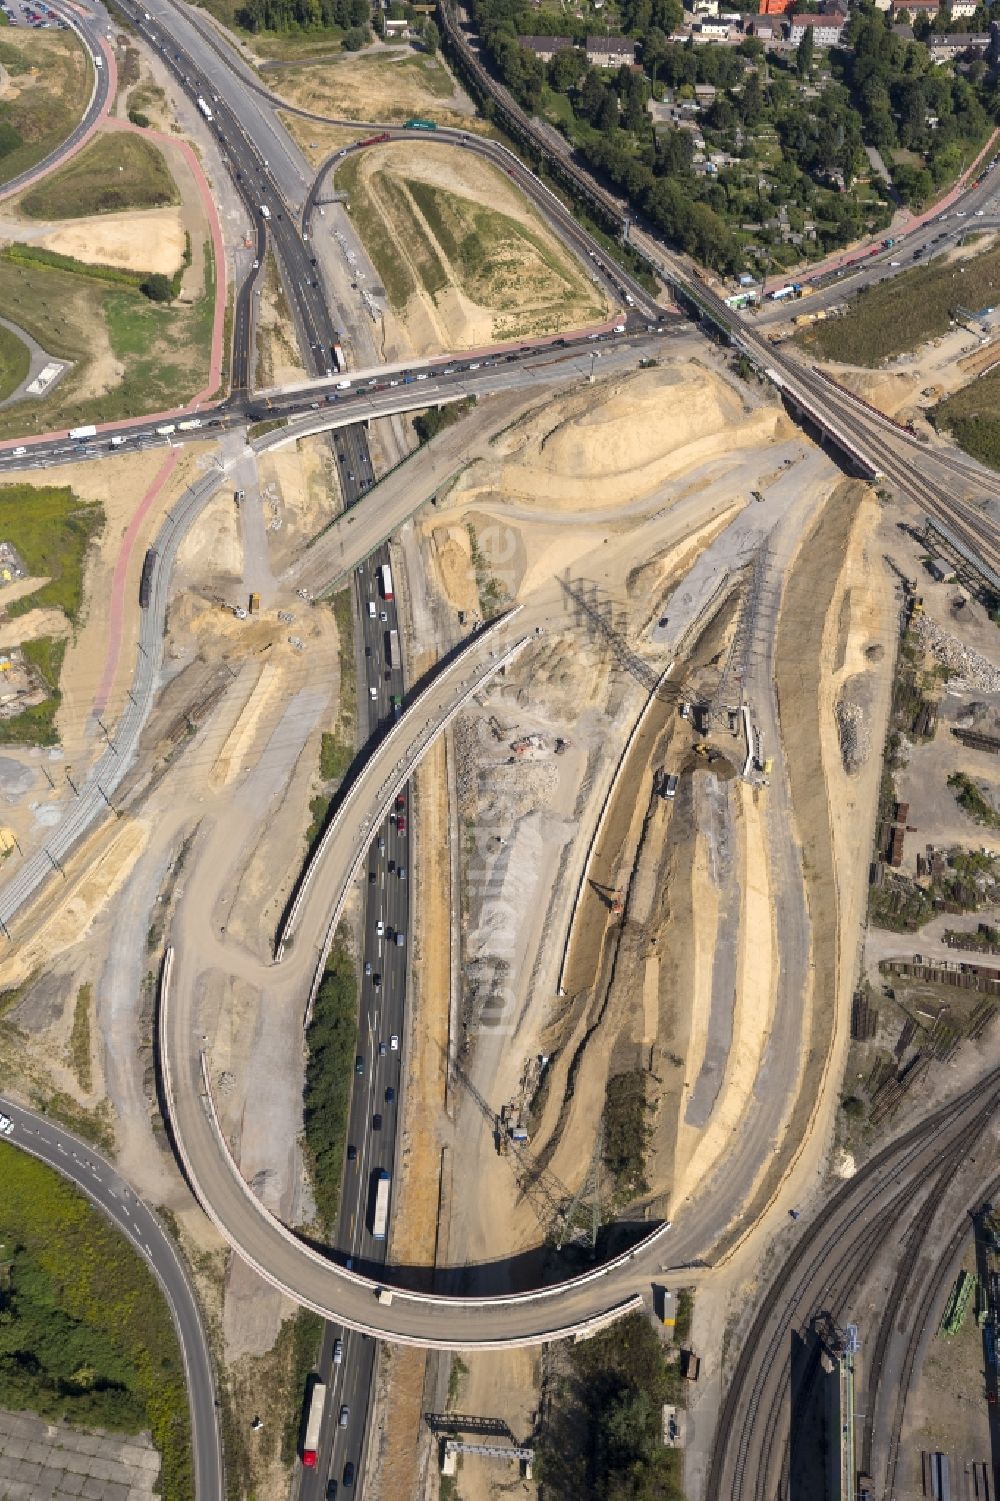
[{"left": 0, "top": 1097, "right": 223, "bottom": 1501}]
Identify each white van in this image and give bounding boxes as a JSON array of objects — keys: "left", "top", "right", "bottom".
[{"left": 368, "top": 601, "right": 376, "bottom": 619}]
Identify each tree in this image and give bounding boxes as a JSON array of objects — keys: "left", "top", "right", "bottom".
[
  {"left": 549, "top": 45, "right": 586, "bottom": 92},
  {"left": 343, "top": 24, "right": 367, "bottom": 47},
  {"left": 796, "top": 23, "right": 814, "bottom": 77},
  {"left": 140, "top": 273, "right": 172, "bottom": 302},
  {"left": 421, "top": 16, "right": 439, "bottom": 51}
]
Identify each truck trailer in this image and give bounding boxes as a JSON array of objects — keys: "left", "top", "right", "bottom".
[
  {"left": 371, "top": 1170, "right": 391, "bottom": 1240},
  {"left": 301, "top": 1380, "right": 325, "bottom": 1467},
  {"left": 380, "top": 562, "right": 394, "bottom": 602}
]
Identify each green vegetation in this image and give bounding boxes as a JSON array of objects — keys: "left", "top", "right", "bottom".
[
  {"left": 0, "top": 241, "right": 216, "bottom": 437},
  {"left": 466, "top": 0, "right": 994, "bottom": 274},
  {"left": 302, "top": 930, "right": 359, "bottom": 1231},
  {"left": 934, "top": 366, "right": 1000, "bottom": 470},
  {"left": 0, "top": 481, "right": 103, "bottom": 622},
  {"left": 0, "top": 32, "right": 90, "bottom": 188},
  {"left": 67, "top": 984, "right": 93, "bottom": 1092},
  {"left": 602, "top": 1069, "right": 650, "bottom": 1204},
  {"left": 0, "top": 636, "right": 66, "bottom": 746},
  {"left": 20, "top": 132, "right": 178, "bottom": 220},
  {"left": 871, "top": 848, "right": 1000, "bottom": 930},
  {"left": 948, "top": 771, "right": 1000, "bottom": 828},
  {"left": 801, "top": 242, "right": 1000, "bottom": 367},
  {"left": 278, "top": 1309, "right": 323, "bottom": 1463},
  {"left": 308, "top": 589, "right": 357, "bottom": 839},
  {"left": 194, "top": 0, "right": 363, "bottom": 54},
  {"left": 0, "top": 1145, "right": 192, "bottom": 1498},
  {"left": 0, "top": 322, "right": 30, "bottom": 403},
  {"left": 447, "top": 1355, "right": 468, "bottom": 1408},
  {"left": 537, "top": 1313, "right": 684, "bottom": 1500},
  {"left": 413, "top": 397, "right": 474, "bottom": 445},
  {"left": 672, "top": 1288, "right": 694, "bottom": 1347},
  {"left": 467, "top": 524, "right": 510, "bottom": 619}
]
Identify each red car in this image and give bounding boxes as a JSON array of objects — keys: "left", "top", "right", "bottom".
[
  {"left": 397, "top": 815, "right": 407, "bottom": 835},
  {"left": 395, "top": 793, "right": 406, "bottom": 810}
]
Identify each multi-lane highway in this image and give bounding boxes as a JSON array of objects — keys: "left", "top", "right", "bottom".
[{"left": 0, "top": 1098, "right": 223, "bottom": 1500}]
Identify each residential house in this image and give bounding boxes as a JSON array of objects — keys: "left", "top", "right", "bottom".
[
  {"left": 585, "top": 34, "right": 637, "bottom": 65},
  {"left": 517, "top": 34, "right": 572, "bottom": 60},
  {"left": 928, "top": 30, "right": 989, "bottom": 56},
  {"left": 787, "top": 10, "right": 847, "bottom": 43},
  {"left": 891, "top": 0, "right": 940, "bottom": 19},
  {"left": 950, "top": 0, "right": 977, "bottom": 15}
]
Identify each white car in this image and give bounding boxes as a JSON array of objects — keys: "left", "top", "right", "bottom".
[
  {"left": 0, "top": 1113, "right": 13, "bottom": 1136},
  {"left": 376, "top": 919, "right": 384, "bottom": 938},
  {"left": 390, "top": 1034, "right": 399, "bottom": 1052}
]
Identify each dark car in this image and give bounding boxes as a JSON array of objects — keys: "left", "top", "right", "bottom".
[
  {"left": 372, "top": 1113, "right": 382, "bottom": 1130},
  {"left": 343, "top": 1464, "right": 355, "bottom": 1488},
  {"left": 327, "top": 1481, "right": 338, "bottom": 1499},
  {"left": 372, "top": 972, "right": 381, "bottom": 989},
  {"left": 347, "top": 1143, "right": 357, "bottom": 1163},
  {"left": 368, "top": 870, "right": 376, "bottom": 884},
  {"left": 385, "top": 1086, "right": 395, "bottom": 1105},
  {"left": 355, "top": 1055, "right": 364, "bottom": 1076}
]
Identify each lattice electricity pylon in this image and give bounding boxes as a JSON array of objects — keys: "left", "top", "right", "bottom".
[
  {"left": 552, "top": 1115, "right": 606, "bottom": 1251},
  {"left": 711, "top": 537, "right": 781, "bottom": 711},
  {"left": 558, "top": 574, "right": 664, "bottom": 696},
  {"left": 447, "top": 1047, "right": 579, "bottom": 1234}
]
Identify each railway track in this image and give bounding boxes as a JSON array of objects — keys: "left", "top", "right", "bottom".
[
  {"left": 872, "top": 1165, "right": 1000, "bottom": 1501},
  {"left": 704, "top": 1068, "right": 1000, "bottom": 1501}
]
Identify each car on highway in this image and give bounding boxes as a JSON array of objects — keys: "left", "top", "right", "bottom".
[
  {"left": 372, "top": 972, "right": 381, "bottom": 989},
  {"left": 365, "top": 961, "right": 372, "bottom": 976},
  {"left": 376, "top": 919, "right": 384, "bottom": 937},
  {"left": 372, "top": 1113, "right": 382, "bottom": 1130},
  {"left": 379, "top": 1041, "right": 387, "bottom": 1057},
  {"left": 385, "top": 1087, "right": 395, "bottom": 1104},
  {"left": 327, "top": 1481, "right": 338, "bottom": 1499},
  {"left": 333, "top": 1338, "right": 344, "bottom": 1365},
  {"left": 343, "top": 1464, "right": 355, "bottom": 1488},
  {"left": 339, "top": 1404, "right": 350, "bottom": 1428},
  {"left": 395, "top": 793, "right": 406, "bottom": 810},
  {"left": 398, "top": 866, "right": 407, "bottom": 881},
  {"left": 397, "top": 815, "right": 407, "bottom": 835},
  {"left": 355, "top": 1055, "right": 364, "bottom": 1076},
  {"left": 0, "top": 1114, "right": 13, "bottom": 1136},
  {"left": 378, "top": 837, "right": 385, "bottom": 855},
  {"left": 390, "top": 1034, "right": 399, "bottom": 1051},
  {"left": 347, "top": 1144, "right": 357, "bottom": 1163}
]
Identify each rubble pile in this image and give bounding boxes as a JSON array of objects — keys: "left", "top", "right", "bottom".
[
  {"left": 914, "top": 616, "right": 1000, "bottom": 694},
  {"left": 836, "top": 697, "right": 870, "bottom": 774}
]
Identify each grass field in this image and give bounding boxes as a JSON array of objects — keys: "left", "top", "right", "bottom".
[
  {"left": 0, "top": 242, "right": 216, "bottom": 436},
  {"left": 799, "top": 243, "right": 1000, "bottom": 367},
  {"left": 1, "top": 636, "right": 66, "bottom": 745},
  {"left": 19, "top": 132, "right": 179, "bottom": 220},
  {"left": 933, "top": 367, "right": 1000, "bottom": 469},
  {"left": 0, "top": 30, "right": 90, "bottom": 188},
  {"left": 0, "top": 1145, "right": 192, "bottom": 1499},
  {"left": 339, "top": 150, "right": 607, "bottom": 341},
  {"left": 0, "top": 322, "right": 30, "bottom": 401},
  {"left": 0, "top": 481, "right": 103, "bottom": 621}
]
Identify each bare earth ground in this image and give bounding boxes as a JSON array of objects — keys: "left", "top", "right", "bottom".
[
  {"left": 3, "top": 123, "right": 207, "bottom": 287},
  {"left": 0, "top": 446, "right": 215, "bottom": 859},
  {"left": 343, "top": 139, "right": 609, "bottom": 358},
  {"left": 266, "top": 44, "right": 484, "bottom": 130}
]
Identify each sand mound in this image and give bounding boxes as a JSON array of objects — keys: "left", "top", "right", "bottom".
[
  {"left": 37, "top": 207, "right": 188, "bottom": 277},
  {"left": 465, "top": 364, "right": 788, "bottom": 512}
]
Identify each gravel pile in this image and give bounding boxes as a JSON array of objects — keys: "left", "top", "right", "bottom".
[{"left": 914, "top": 615, "right": 1000, "bottom": 694}]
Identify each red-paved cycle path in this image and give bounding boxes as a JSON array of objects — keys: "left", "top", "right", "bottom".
[
  {"left": 0, "top": 32, "right": 229, "bottom": 725},
  {"left": 762, "top": 126, "right": 1000, "bottom": 294},
  {"left": 92, "top": 447, "right": 180, "bottom": 717}
]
